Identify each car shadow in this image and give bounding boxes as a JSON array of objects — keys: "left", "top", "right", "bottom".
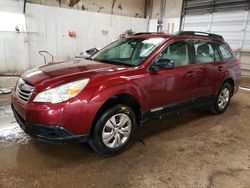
[{"left": 139, "top": 99, "right": 241, "bottom": 141}]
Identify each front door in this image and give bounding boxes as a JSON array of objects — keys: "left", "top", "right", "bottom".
[{"left": 148, "top": 40, "right": 196, "bottom": 110}]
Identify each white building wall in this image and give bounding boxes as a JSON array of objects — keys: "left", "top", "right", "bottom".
[
  {"left": 27, "top": 0, "right": 146, "bottom": 18},
  {"left": 0, "top": 1, "right": 148, "bottom": 74},
  {"left": 0, "top": 0, "right": 23, "bottom": 13},
  {"left": 164, "top": 0, "right": 182, "bottom": 18},
  {"left": 150, "top": 0, "right": 182, "bottom": 34},
  {"left": 0, "top": 0, "right": 28, "bottom": 75},
  {"left": 25, "top": 3, "right": 148, "bottom": 69}
]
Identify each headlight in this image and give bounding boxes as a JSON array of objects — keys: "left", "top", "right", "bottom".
[{"left": 33, "top": 79, "right": 89, "bottom": 104}]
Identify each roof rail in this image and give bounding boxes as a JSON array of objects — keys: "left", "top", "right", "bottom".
[
  {"left": 132, "top": 32, "right": 164, "bottom": 36},
  {"left": 174, "top": 31, "right": 224, "bottom": 41}
]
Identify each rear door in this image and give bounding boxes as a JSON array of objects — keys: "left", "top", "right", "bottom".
[
  {"left": 191, "top": 40, "right": 223, "bottom": 100},
  {"left": 216, "top": 43, "right": 240, "bottom": 91}
]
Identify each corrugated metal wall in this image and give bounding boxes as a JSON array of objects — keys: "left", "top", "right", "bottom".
[{"left": 183, "top": 0, "right": 250, "bottom": 15}]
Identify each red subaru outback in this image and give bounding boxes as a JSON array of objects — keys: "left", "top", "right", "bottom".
[{"left": 11, "top": 31, "right": 241, "bottom": 155}]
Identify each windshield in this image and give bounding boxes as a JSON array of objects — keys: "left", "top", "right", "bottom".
[{"left": 92, "top": 37, "right": 165, "bottom": 67}]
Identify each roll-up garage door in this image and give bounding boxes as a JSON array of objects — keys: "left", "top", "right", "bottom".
[{"left": 181, "top": 0, "right": 250, "bottom": 71}]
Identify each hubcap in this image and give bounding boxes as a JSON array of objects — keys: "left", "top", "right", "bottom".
[
  {"left": 218, "top": 88, "right": 230, "bottom": 110},
  {"left": 102, "top": 113, "right": 132, "bottom": 149}
]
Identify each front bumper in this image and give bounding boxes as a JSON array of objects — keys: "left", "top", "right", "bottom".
[{"left": 12, "top": 105, "right": 89, "bottom": 143}]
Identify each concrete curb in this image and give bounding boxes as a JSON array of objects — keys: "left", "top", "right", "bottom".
[{"left": 240, "top": 87, "right": 250, "bottom": 92}]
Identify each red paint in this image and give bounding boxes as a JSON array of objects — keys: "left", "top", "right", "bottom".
[
  {"left": 68, "top": 31, "right": 76, "bottom": 38},
  {"left": 11, "top": 34, "right": 241, "bottom": 135}
]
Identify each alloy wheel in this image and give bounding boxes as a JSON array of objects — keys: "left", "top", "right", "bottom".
[
  {"left": 102, "top": 113, "right": 132, "bottom": 148},
  {"left": 217, "top": 88, "right": 230, "bottom": 110}
]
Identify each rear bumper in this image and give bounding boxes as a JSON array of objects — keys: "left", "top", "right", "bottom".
[{"left": 12, "top": 105, "right": 89, "bottom": 143}]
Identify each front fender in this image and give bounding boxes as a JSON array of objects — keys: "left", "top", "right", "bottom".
[
  {"left": 90, "top": 76, "right": 148, "bottom": 111},
  {"left": 76, "top": 72, "right": 148, "bottom": 132}
]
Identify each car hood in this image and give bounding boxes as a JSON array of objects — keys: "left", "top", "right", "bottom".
[{"left": 22, "top": 59, "right": 126, "bottom": 87}]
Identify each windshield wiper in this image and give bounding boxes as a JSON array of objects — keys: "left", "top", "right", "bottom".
[
  {"left": 94, "top": 59, "right": 133, "bottom": 67},
  {"left": 85, "top": 56, "right": 93, "bottom": 60}
]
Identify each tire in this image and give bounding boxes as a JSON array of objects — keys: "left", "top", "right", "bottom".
[
  {"left": 88, "top": 104, "right": 137, "bottom": 156},
  {"left": 210, "top": 83, "right": 232, "bottom": 114}
]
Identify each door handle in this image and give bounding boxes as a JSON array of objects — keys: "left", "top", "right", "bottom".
[
  {"left": 185, "top": 71, "right": 195, "bottom": 77},
  {"left": 218, "top": 66, "right": 224, "bottom": 72}
]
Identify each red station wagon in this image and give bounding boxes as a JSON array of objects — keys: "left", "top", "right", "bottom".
[{"left": 11, "top": 31, "right": 241, "bottom": 155}]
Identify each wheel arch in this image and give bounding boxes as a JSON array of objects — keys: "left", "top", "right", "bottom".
[
  {"left": 222, "top": 77, "right": 235, "bottom": 95},
  {"left": 90, "top": 94, "right": 142, "bottom": 134}
]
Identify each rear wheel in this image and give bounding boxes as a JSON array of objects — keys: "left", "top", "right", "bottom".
[
  {"left": 210, "top": 83, "right": 232, "bottom": 114},
  {"left": 88, "top": 104, "right": 137, "bottom": 156}
]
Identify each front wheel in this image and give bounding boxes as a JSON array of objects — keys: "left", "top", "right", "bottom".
[
  {"left": 210, "top": 83, "right": 232, "bottom": 114},
  {"left": 88, "top": 104, "right": 137, "bottom": 156}
]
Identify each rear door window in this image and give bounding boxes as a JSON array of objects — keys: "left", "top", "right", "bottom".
[
  {"left": 193, "top": 40, "right": 220, "bottom": 64},
  {"left": 218, "top": 44, "right": 233, "bottom": 60}
]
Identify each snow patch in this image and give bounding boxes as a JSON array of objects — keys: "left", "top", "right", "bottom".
[
  {"left": 0, "top": 105, "right": 13, "bottom": 118},
  {"left": 0, "top": 124, "right": 30, "bottom": 145}
]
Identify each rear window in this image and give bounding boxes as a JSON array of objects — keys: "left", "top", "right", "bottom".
[{"left": 218, "top": 44, "right": 233, "bottom": 60}]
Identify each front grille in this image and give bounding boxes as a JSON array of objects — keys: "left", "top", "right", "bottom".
[{"left": 16, "top": 78, "right": 34, "bottom": 103}]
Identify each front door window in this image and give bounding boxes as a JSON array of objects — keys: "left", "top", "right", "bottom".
[{"left": 155, "top": 41, "right": 191, "bottom": 67}]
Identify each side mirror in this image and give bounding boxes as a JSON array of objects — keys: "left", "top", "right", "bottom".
[
  {"left": 86, "top": 48, "right": 99, "bottom": 56},
  {"left": 149, "top": 58, "right": 175, "bottom": 72}
]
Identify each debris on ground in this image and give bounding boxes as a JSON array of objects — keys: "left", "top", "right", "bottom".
[{"left": 0, "top": 87, "right": 12, "bottom": 95}]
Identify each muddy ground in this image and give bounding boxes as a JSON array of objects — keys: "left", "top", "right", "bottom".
[{"left": 0, "top": 90, "right": 249, "bottom": 188}]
